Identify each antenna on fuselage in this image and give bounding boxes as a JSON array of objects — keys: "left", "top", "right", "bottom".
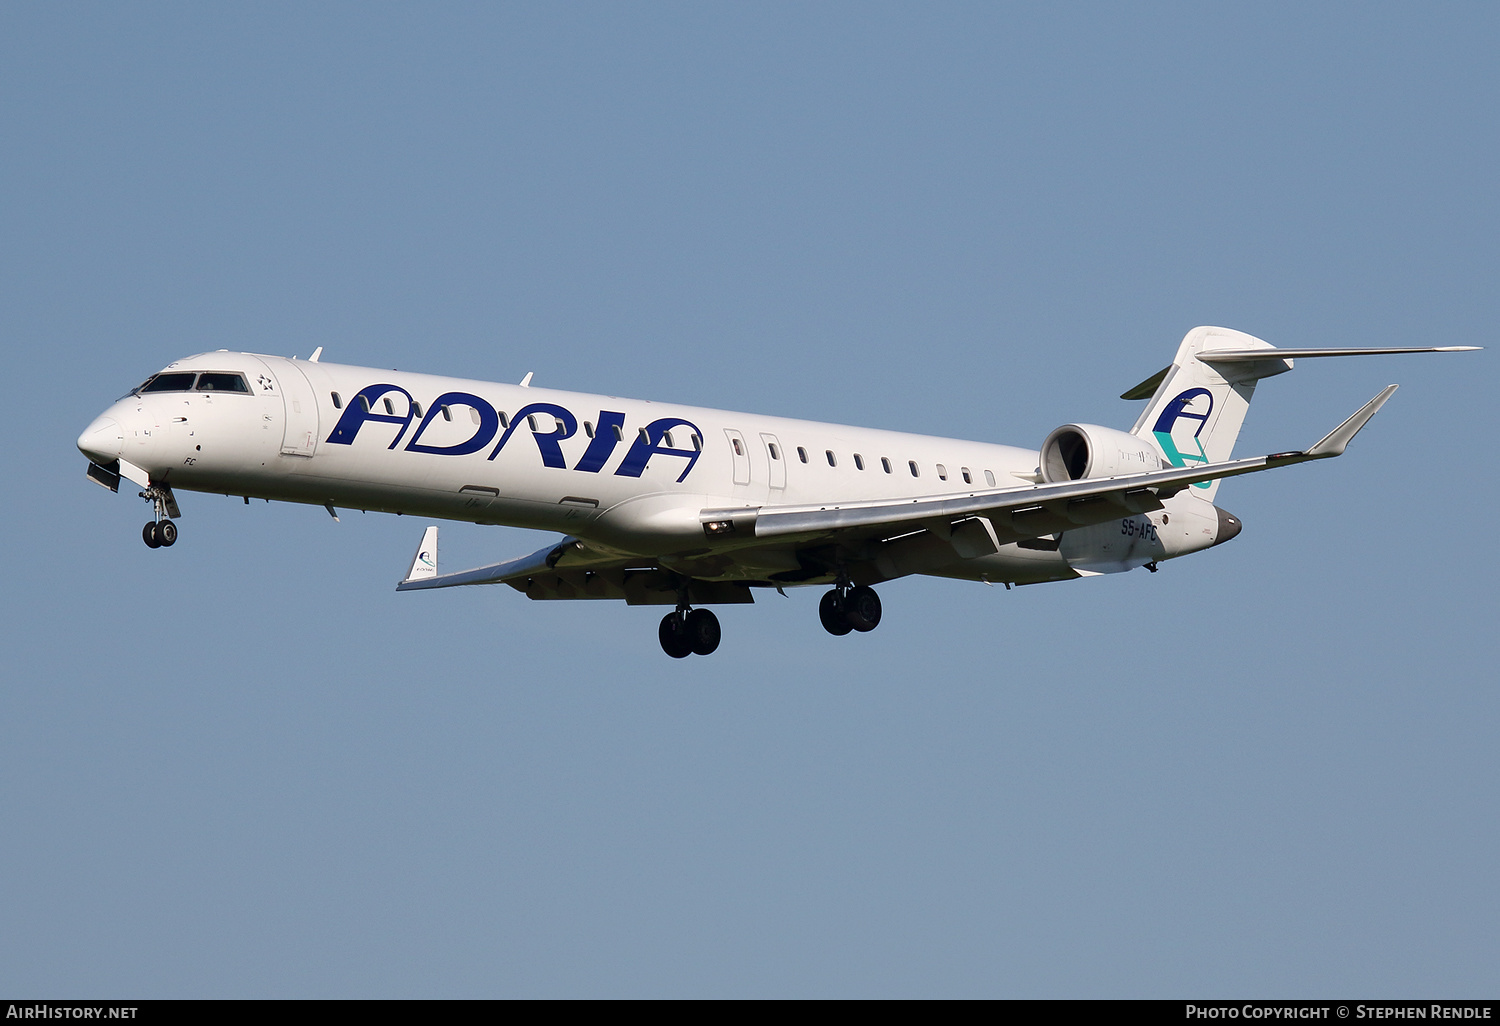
[{"left": 519, "top": 372, "right": 533, "bottom": 388}]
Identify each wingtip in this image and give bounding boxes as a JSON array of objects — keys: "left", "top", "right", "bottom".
[{"left": 1304, "top": 384, "right": 1398, "bottom": 458}]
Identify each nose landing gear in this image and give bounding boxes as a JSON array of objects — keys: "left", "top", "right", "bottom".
[
  {"left": 138, "top": 484, "right": 181, "bottom": 549},
  {"left": 658, "top": 606, "right": 721, "bottom": 658},
  {"left": 819, "top": 584, "right": 882, "bottom": 636}
]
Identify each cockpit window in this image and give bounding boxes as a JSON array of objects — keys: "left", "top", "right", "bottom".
[
  {"left": 138, "top": 373, "right": 198, "bottom": 393},
  {"left": 195, "top": 372, "right": 251, "bottom": 393}
]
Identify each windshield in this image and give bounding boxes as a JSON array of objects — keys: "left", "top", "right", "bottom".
[
  {"left": 137, "top": 372, "right": 198, "bottom": 394},
  {"left": 195, "top": 372, "right": 250, "bottom": 393},
  {"left": 129, "top": 371, "right": 253, "bottom": 396}
]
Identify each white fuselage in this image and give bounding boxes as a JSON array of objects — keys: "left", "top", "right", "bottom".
[{"left": 78, "top": 350, "right": 1229, "bottom": 587}]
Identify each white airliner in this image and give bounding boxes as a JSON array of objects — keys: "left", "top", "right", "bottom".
[{"left": 77, "top": 326, "right": 1475, "bottom": 657}]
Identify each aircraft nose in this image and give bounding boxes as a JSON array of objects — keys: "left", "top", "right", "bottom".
[
  {"left": 1213, "top": 506, "right": 1243, "bottom": 546},
  {"left": 77, "top": 415, "right": 124, "bottom": 465}
]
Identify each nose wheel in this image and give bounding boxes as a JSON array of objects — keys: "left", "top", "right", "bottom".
[
  {"left": 142, "top": 520, "right": 178, "bottom": 548},
  {"left": 659, "top": 607, "right": 721, "bottom": 658},
  {"left": 138, "top": 484, "right": 181, "bottom": 548},
  {"left": 820, "top": 585, "right": 882, "bottom": 636}
]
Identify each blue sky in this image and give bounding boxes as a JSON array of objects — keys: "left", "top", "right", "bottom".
[{"left": 2, "top": 2, "right": 1496, "bottom": 997}]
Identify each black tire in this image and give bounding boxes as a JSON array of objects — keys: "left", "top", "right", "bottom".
[
  {"left": 845, "top": 585, "right": 882, "bottom": 632},
  {"left": 157, "top": 520, "right": 178, "bottom": 547},
  {"left": 142, "top": 521, "right": 161, "bottom": 548},
  {"left": 685, "top": 608, "right": 721, "bottom": 656},
  {"left": 658, "top": 612, "right": 693, "bottom": 658},
  {"left": 819, "top": 590, "right": 852, "bottom": 636}
]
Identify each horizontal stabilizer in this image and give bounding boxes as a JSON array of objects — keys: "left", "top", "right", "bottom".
[
  {"left": 1124, "top": 344, "right": 1479, "bottom": 399},
  {"left": 1120, "top": 366, "right": 1170, "bottom": 401},
  {"left": 1200, "top": 345, "right": 1480, "bottom": 362}
]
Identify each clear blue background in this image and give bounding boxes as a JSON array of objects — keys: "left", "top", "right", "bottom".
[{"left": 2, "top": 2, "right": 1495, "bottom": 997}]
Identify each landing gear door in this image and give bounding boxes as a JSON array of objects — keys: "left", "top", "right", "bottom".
[{"left": 277, "top": 361, "right": 321, "bottom": 458}]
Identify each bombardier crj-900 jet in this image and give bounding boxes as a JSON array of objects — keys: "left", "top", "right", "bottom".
[{"left": 78, "top": 327, "right": 1475, "bottom": 658}]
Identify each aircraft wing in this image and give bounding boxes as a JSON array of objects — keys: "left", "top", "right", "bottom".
[
  {"left": 395, "top": 525, "right": 753, "bottom": 605},
  {"left": 701, "top": 385, "right": 1398, "bottom": 546},
  {"left": 396, "top": 530, "right": 631, "bottom": 591},
  {"left": 400, "top": 386, "right": 1394, "bottom": 600}
]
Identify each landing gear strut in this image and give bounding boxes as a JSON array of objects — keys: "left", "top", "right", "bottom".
[
  {"left": 819, "top": 584, "right": 882, "bottom": 636},
  {"left": 139, "top": 484, "right": 180, "bottom": 549},
  {"left": 659, "top": 606, "right": 721, "bottom": 658}
]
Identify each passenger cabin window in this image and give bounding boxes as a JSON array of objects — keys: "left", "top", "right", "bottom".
[
  {"left": 732, "top": 438, "right": 744, "bottom": 456},
  {"left": 853, "top": 454, "right": 864, "bottom": 470},
  {"left": 984, "top": 470, "right": 996, "bottom": 487},
  {"left": 383, "top": 398, "right": 395, "bottom": 415},
  {"left": 691, "top": 434, "right": 702, "bottom": 451},
  {"left": 499, "top": 412, "right": 510, "bottom": 429},
  {"left": 881, "top": 457, "right": 892, "bottom": 474},
  {"left": 612, "top": 423, "right": 623, "bottom": 441},
  {"left": 937, "top": 464, "right": 948, "bottom": 481},
  {"left": 469, "top": 407, "right": 481, "bottom": 425},
  {"left": 140, "top": 373, "right": 198, "bottom": 393},
  {"left": 331, "top": 392, "right": 343, "bottom": 409},
  {"left": 359, "top": 395, "right": 371, "bottom": 412},
  {"left": 441, "top": 405, "right": 452, "bottom": 421},
  {"left": 826, "top": 450, "right": 837, "bottom": 467},
  {"left": 664, "top": 431, "right": 675, "bottom": 447},
  {"left": 797, "top": 447, "right": 808, "bottom": 463},
  {"left": 584, "top": 421, "right": 595, "bottom": 439},
  {"left": 411, "top": 401, "right": 423, "bottom": 418},
  {"left": 768, "top": 443, "right": 780, "bottom": 460},
  {"left": 961, "top": 467, "right": 972, "bottom": 484},
  {"left": 195, "top": 373, "right": 250, "bottom": 393},
  {"left": 909, "top": 460, "right": 919, "bottom": 477}
]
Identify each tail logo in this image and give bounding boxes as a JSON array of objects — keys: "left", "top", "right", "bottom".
[
  {"left": 1152, "top": 387, "right": 1214, "bottom": 489},
  {"left": 419, "top": 550, "right": 435, "bottom": 568}
]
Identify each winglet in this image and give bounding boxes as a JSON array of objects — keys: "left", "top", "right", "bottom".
[
  {"left": 1304, "top": 385, "right": 1398, "bottom": 458},
  {"left": 404, "top": 526, "right": 440, "bottom": 583}
]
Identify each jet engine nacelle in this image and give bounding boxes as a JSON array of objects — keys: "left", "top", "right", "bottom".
[{"left": 1039, "top": 423, "right": 1162, "bottom": 482}]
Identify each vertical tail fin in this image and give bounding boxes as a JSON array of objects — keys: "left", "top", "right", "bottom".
[{"left": 1129, "top": 326, "right": 1290, "bottom": 501}]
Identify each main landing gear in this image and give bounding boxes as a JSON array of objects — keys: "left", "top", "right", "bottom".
[
  {"left": 659, "top": 607, "right": 721, "bottom": 659},
  {"left": 139, "top": 484, "right": 180, "bottom": 549},
  {"left": 819, "top": 585, "right": 882, "bottom": 636}
]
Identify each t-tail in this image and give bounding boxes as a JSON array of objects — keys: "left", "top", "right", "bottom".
[
  {"left": 1123, "top": 326, "right": 1478, "bottom": 501},
  {"left": 1124, "top": 327, "right": 1278, "bottom": 502}
]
